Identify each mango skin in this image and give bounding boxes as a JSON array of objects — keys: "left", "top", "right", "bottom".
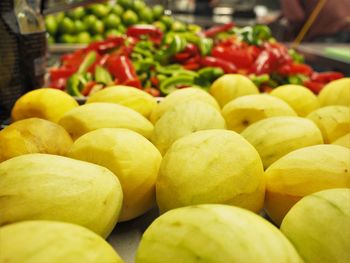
[
  {"left": 265, "top": 144, "right": 350, "bottom": 225},
  {"left": 241, "top": 116, "right": 323, "bottom": 168},
  {"left": 0, "top": 118, "right": 73, "bottom": 162},
  {"left": 151, "top": 100, "right": 226, "bottom": 155},
  {"left": 0, "top": 220, "right": 124, "bottom": 263},
  {"left": 86, "top": 85, "right": 157, "bottom": 119},
  {"left": 150, "top": 87, "right": 220, "bottom": 124},
  {"left": 58, "top": 102, "right": 154, "bottom": 140},
  {"left": 306, "top": 105, "right": 350, "bottom": 143},
  {"left": 318, "top": 77, "right": 350, "bottom": 107},
  {"left": 270, "top": 84, "right": 320, "bottom": 117},
  {"left": 68, "top": 128, "right": 162, "bottom": 222},
  {"left": 281, "top": 188, "right": 350, "bottom": 263},
  {"left": 11, "top": 88, "right": 79, "bottom": 123},
  {"left": 156, "top": 129, "right": 265, "bottom": 214},
  {"left": 332, "top": 133, "right": 350, "bottom": 149},
  {"left": 222, "top": 94, "right": 297, "bottom": 133},
  {"left": 0, "top": 153, "right": 123, "bottom": 238},
  {"left": 136, "top": 204, "right": 302, "bottom": 263},
  {"left": 209, "top": 74, "right": 259, "bottom": 108}
]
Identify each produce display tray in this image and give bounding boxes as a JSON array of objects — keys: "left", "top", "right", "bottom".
[{"left": 108, "top": 208, "right": 159, "bottom": 263}]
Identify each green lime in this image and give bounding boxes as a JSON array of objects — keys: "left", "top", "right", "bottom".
[
  {"left": 160, "top": 15, "right": 173, "bottom": 30},
  {"left": 58, "top": 17, "right": 75, "bottom": 34},
  {"left": 66, "top": 7, "right": 86, "bottom": 20},
  {"left": 47, "top": 35, "right": 55, "bottom": 44},
  {"left": 139, "top": 7, "right": 153, "bottom": 23},
  {"left": 153, "top": 21, "right": 167, "bottom": 32},
  {"left": 74, "top": 20, "right": 86, "bottom": 33},
  {"left": 59, "top": 34, "right": 76, "bottom": 44},
  {"left": 89, "top": 19, "right": 105, "bottom": 34},
  {"left": 83, "top": 14, "right": 98, "bottom": 29},
  {"left": 76, "top": 32, "right": 91, "bottom": 43},
  {"left": 152, "top": 5, "right": 164, "bottom": 20},
  {"left": 89, "top": 4, "right": 110, "bottom": 19},
  {"left": 132, "top": 0, "right": 146, "bottom": 12},
  {"left": 118, "top": 0, "right": 133, "bottom": 9},
  {"left": 171, "top": 21, "right": 186, "bottom": 32},
  {"left": 91, "top": 34, "right": 104, "bottom": 42},
  {"left": 103, "top": 13, "right": 121, "bottom": 29},
  {"left": 122, "top": 10, "right": 138, "bottom": 26},
  {"left": 45, "top": 15, "right": 58, "bottom": 35},
  {"left": 118, "top": 24, "right": 126, "bottom": 33},
  {"left": 110, "top": 4, "right": 124, "bottom": 16},
  {"left": 105, "top": 29, "right": 121, "bottom": 38},
  {"left": 54, "top": 12, "right": 65, "bottom": 24}
]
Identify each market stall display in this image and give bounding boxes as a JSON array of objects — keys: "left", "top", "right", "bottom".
[
  {"left": 1, "top": 1, "right": 350, "bottom": 262},
  {"left": 1, "top": 80, "right": 349, "bottom": 262},
  {"left": 48, "top": 21, "right": 344, "bottom": 98}
]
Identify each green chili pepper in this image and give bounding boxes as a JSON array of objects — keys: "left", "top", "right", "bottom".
[
  {"left": 288, "top": 49, "right": 304, "bottom": 63},
  {"left": 249, "top": 74, "right": 270, "bottom": 87},
  {"left": 67, "top": 72, "right": 92, "bottom": 97},
  {"left": 95, "top": 66, "right": 112, "bottom": 85},
  {"left": 198, "top": 38, "right": 213, "bottom": 56},
  {"left": 77, "top": 51, "right": 97, "bottom": 74},
  {"left": 159, "top": 75, "right": 195, "bottom": 95},
  {"left": 194, "top": 67, "right": 224, "bottom": 89}
]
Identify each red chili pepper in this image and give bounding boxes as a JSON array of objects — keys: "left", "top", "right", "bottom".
[
  {"left": 150, "top": 76, "right": 159, "bottom": 87},
  {"left": 303, "top": 80, "right": 324, "bottom": 94},
  {"left": 87, "top": 36, "right": 125, "bottom": 53},
  {"left": 144, "top": 87, "right": 161, "bottom": 97},
  {"left": 81, "top": 81, "right": 97, "bottom": 96},
  {"left": 201, "top": 56, "right": 237, "bottom": 74},
  {"left": 126, "top": 25, "right": 163, "bottom": 45},
  {"left": 49, "top": 67, "right": 76, "bottom": 82},
  {"left": 106, "top": 54, "right": 141, "bottom": 88},
  {"left": 311, "top": 72, "right": 344, "bottom": 83},
  {"left": 183, "top": 63, "right": 201, "bottom": 70},
  {"left": 203, "top": 22, "right": 235, "bottom": 37},
  {"left": 250, "top": 42, "right": 291, "bottom": 75},
  {"left": 278, "top": 63, "right": 313, "bottom": 76},
  {"left": 212, "top": 45, "right": 253, "bottom": 69}
]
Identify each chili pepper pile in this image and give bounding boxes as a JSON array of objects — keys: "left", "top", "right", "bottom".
[{"left": 49, "top": 23, "right": 345, "bottom": 97}]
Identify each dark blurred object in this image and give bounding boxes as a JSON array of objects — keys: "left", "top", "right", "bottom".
[
  {"left": 280, "top": 0, "right": 350, "bottom": 42},
  {"left": 0, "top": 0, "right": 46, "bottom": 123}
]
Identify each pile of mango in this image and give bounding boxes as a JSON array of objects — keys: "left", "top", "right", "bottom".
[{"left": 0, "top": 75, "right": 349, "bottom": 262}]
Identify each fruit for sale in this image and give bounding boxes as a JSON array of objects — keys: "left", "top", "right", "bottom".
[
  {"left": 156, "top": 130, "right": 265, "bottom": 214},
  {"left": 281, "top": 188, "right": 350, "bottom": 263},
  {"left": 0, "top": 153, "right": 123, "bottom": 238},
  {"left": 270, "top": 84, "right": 320, "bottom": 116},
  {"left": 241, "top": 116, "right": 323, "bottom": 168},
  {"left": 264, "top": 144, "right": 350, "bottom": 226},
  {"left": 222, "top": 94, "right": 297, "bottom": 133},
  {"left": 318, "top": 77, "right": 350, "bottom": 107},
  {"left": 331, "top": 133, "right": 350, "bottom": 149},
  {"left": 11, "top": 88, "right": 79, "bottom": 123},
  {"left": 86, "top": 85, "right": 157, "bottom": 119},
  {"left": 58, "top": 102, "right": 153, "bottom": 140},
  {"left": 0, "top": 220, "right": 123, "bottom": 263},
  {"left": 135, "top": 204, "right": 302, "bottom": 263},
  {"left": 68, "top": 128, "right": 162, "bottom": 222},
  {"left": 0, "top": 118, "right": 73, "bottom": 162},
  {"left": 150, "top": 87, "right": 220, "bottom": 124},
  {"left": 151, "top": 101, "right": 226, "bottom": 155},
  {"left": 306, "top": 105, "right": 350, "bottom": 143},
  {"left": 209, "top": 74, "right": 259, "bottom": 108}
]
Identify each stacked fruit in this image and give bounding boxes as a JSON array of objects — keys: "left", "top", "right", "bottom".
[
  {"left": 45, "top": 0, "right": 171, "bottom": 44},
  {"left": 0, "top": 76, "right": 349, "bottom": 262}
]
